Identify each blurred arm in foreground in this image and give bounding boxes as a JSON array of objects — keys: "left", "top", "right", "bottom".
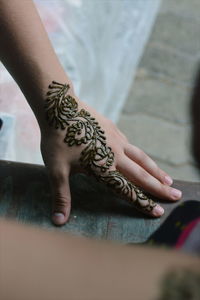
[{"left": 1, "top": 218, "right": 199, "bottom": 300}]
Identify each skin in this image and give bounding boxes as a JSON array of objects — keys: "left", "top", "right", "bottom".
[
  {"left": 0, "top": 0, "right": 182, "bottom": 225},
  {"left": 1, "top": 218, "right": 199, "bottom": 300}
]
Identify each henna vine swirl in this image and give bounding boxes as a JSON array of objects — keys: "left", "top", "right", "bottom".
[{"left": 45, "top": 81, "right": 156, "bottom": 212}]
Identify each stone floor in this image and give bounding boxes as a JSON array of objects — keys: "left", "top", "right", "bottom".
[{"left": 118, "top": 0, "right": 200, "bottom": 182}]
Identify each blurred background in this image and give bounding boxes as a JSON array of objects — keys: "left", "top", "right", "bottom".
[{"left": 1, "top": 0, "right": 200, "bottom": 182}]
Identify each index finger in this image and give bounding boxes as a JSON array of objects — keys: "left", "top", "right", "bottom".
[{"left": 97, "top": 169, "right": 164, "bottom": 217}]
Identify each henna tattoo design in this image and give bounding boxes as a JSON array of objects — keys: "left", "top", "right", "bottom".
[
  {"left": 45, "top": 81, "right": 156, "bottom": 213},
  {"left": 100, "top": 171, "right": 156, "bottom": 212},
  {"left": 45, "top": 81, "right": 114, "bottom": 173}
]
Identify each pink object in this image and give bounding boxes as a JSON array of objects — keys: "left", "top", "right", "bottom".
[{"left": 175, "top": 218, "right": 200, "bottom": 249}]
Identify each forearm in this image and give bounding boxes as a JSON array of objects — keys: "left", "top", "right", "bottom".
[{"left": 0, "top": 0, "right": 73, "bottom": 126}]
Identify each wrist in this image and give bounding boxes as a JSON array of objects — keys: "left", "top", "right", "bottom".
[{"left": 24, "top": 75, "right": 76, "bottom": 131}]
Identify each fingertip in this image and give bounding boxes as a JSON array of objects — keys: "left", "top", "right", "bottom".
[
  {"left": 52, "top": 212, "right": 67, "bottom": 226},
  {"left": 163, "top": 175, "right": 173, "bottom": 186},
  {"left": 152, "top": 205, "right": 164, "bottom": 217},
  {"left": 170, "top": 188, "right": 182, "bottom": 201}
]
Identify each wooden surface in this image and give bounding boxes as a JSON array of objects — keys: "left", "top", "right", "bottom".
[{"left": 0, "top": 160, "right": 200, "bottom": 243}]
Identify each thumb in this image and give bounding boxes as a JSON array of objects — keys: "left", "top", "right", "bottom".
[{"left": 49, "top": 168, "right": 71, "bottom": 226}]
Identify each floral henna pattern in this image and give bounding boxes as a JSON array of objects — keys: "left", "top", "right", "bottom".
[
  {"left": 45, "top": 81, "right": 156, "bottom": 213},
  {"left": 100, "top": 171, "right": 156, "bottom": 212},
  {"left": 45, "top": 81, "right": 114, "bottom": 173}
]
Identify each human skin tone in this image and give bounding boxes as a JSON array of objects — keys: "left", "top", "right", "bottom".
[
  {"left": 0, "top": 219, "right": 199, "bottom": 300},
  {"left": 0, "top": 0, "right": 182, "bottom": 225}
]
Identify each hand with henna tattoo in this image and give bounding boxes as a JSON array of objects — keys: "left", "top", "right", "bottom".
[
  {"left": 0, "top": 0, "right": 182, "bottom": 225},
  {"left": 40, "top": 81, "right": 182, "bottom": 225}
]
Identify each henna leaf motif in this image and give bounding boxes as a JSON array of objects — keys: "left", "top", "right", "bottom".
[
  {"left": 45, "top": 81, "right": 114, "bottom": 172},
  {"left": 45, "top": 81, "right": 78, "bottom": 129},
  {"left": 99, "top": 171, "right": 156, "bottom": 212},
  {"left": 45, "top": 81, "right": 156, "bottom": 213}
]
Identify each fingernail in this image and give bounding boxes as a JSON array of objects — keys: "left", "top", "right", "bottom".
[
  {"left": 52, "top": 212, "right": 65, "bottom": 224},
  {"left": 153, "top": 205, "right": 164, "bottom": 217},
  {"left": 164, "top": 175, "right": 173, "bottom": 185},
  {"left": 171, "top": 188, "right": 182, "bottom": 200}
]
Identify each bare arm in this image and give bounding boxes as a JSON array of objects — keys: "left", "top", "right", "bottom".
[
  {"left": 0, "top": 0, "right": 72, "bottom": 126},
  {"left": 1, "top": 219, "right": 199, "bottom": 300},
  {"left": 0, "top": 0, "right": 182, "bottom": 225}
]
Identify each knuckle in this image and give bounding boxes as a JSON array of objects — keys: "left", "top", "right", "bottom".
[
  {"left": 133, "top": 147, "right": 148, "bottom": 162},
  {"left": 118, "top": 129, "right": 128, "bottom": 142},
  {"left": 54, "top": 194, "right": 70, "bottom": 209},
  {"left": 122, "top": 134, "right": 129, "bottom": 143},
  {"left": 159, "top": 184, "right": 170, "bottom": 197},
  {"left": 150, "top": 161, "right": 161, "bottom": 177},
  {"left": 138, "top": 149, "right": 146, "bottom": 158},
  {"left": 140, "top": 151, "right": 152, "bottom": 165},
  {"left": 149, "top": 158, "right": 158, "bottom": 169},
  {"left": 50, "top": 170, "right": 67, "bottom": 184},
  {"left": 158, "top": 168, "right": 166, "bottom": 179},
  {"left": 139, "top": 169, "right": 150, "bottom": 183}
]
